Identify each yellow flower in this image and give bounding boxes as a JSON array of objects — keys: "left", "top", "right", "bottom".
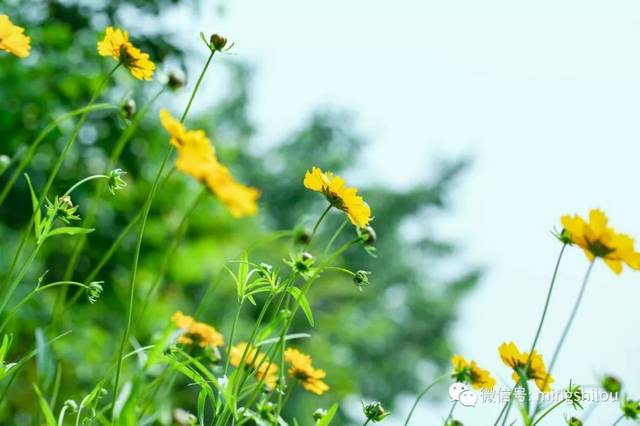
[
  {"left": 171, "top": 311, "right": 224, "bottom": 349},
  {"left": 451, "top": 355, "right": 496, "bottom": 390},
  {"left": 498, "top": 342, "right": 553, "bottom": 393},
  {"left": 561, "top": 209, "right": 640, "bottom": 274},
  {"left": 97, "top": 26, "right": 155, "bottom": 80},
  {"left": 284, "top": 348, "right": 329, "bottom": 395},
  {"left": 229, "top": 342, "right": 278, "bottom": 389},
  {"left": 0, "top": 15, "right": 30, "bottom": 58},
  {"left": 303, "top": 167, "right": 371, "bottom": 228},
  {"left": 159, "top": 110, "right": 260, "bottom": 217}
]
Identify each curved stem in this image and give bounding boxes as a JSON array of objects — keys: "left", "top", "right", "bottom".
[
  {"left": 0, "top": 281, "right": 90, "bottom": 333},
  {"left": 62, "top": 174, "right": 109, "bottom": 197},
  {"left": 530, "top": 398, "right": 565, "bottom": 426},
  {"left": 404, "top": 375, "right": 447, "bottom": 426},
  {"left": 0, "top": 103, "right": 118, "bottom": 208},
  {"left": 110, "top": 49, "right": 216, "bottom": 421},
  {"left": 0, "top": 64, "right": 119, "bottom": 314},
  {"left": 56, "top": 88, "right": 165, "bottom": 317}
]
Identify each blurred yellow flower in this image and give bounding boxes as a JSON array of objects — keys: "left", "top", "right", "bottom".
[
  {"left": 303, "top": 167, "right": 371, "bottom": 228},
  {"left": 229, "top": 343, "right": 278, "bottom": 389},
  {"left": 0, "top": 15, "right": 30, "bottom": 58},
  {"left": 171, "top": 311, "right": 224, "bottom": 348},
  {"left": 451, "top": 355, "right": 495, "bottom": 390},
  {"left": 499, "top": 342, "right": 553, "bottom": 393},
  {"left": 97, "top": 26, "right": 155, "bottom": 80},
  {"left": 284, "top": 348, "right": 329, "bottom": 395},
  {"left": 159, "top": 110, "right": 260, "bottom": 217},
  {"left": 561, "top": 209, "right": 640, "bottom": 274}
]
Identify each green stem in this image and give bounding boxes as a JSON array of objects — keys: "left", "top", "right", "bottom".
[
  {"left": 495, "top": 244, "right": 567, "bottom": 425},
  {"left": 530, "top": 398, "right": 565, "bottom": 426},
  {"left": 322, "top": 218, "right": 348, "bottom": 256},
  {"left": 0, "top": 281, "right": 90, "bottom": 333},
  {"left": 224, "top": 303, "right": 243, "bottom": 377},
  {"left": 0, "top": 64, "right": 119, "bottom": 313},
  {"left": 56, "top": 89, "right": 165, "bottom": 317},
  {"left": 62, "top": 174, "right": 109, "bottom": 197},
  {"left": 110, "top": 50, "right": 216, "bottom": 422},
  {"left": 0, "top": 103, "right": 118, "bottom": 208},
  {"left": 531, "top": 260, "right": 595, "bottom": 420},
  {"left": 136, "top": 187, "right": 208, "bottom": 324},
  {"left": 446, "top": 400, "right": 458, "bottom": 421},
  {"left": 306, "top": 203, "right": 332, "bottom": 247},
  {"left": 404, "top": 375, "right": 447, "bottom": 426},
  {"left": 612, "top": 414, "right": 625, "bottom": 425},
  {"left": 363, "top": 419, "right": 371, "bottom": 426}
]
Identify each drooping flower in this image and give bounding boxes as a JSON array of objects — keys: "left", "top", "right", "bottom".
[
  {"left": 159, "top": 110, "right": 260, "bottom": 217},
  {"left": 498, "top": 342, "right": 553, "bottom": 393},
  {"left": 451, "top": 355, "right": 496, "bottom": 390},
  {"left": 229, "top": 342, "right": 278, "bottom": 389},
  {"left": 561, "top": 209, "right": 640, "bottom": 274},
  {"left": 0, "top": 15, "right": 30, "bottom": 58},
  {"left": 303, "top": 167, "right": 371, "bottom": 228},
  {"left": 171, "top": 311, "right": 224, "bottom": 349},
  {"left": 284, "top": 348, "right": 329, "bottom": 395},
  {"left": 97, "top": 26, "right": 155, "bottom": 80}
]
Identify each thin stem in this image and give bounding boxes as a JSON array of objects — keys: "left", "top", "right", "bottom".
[
  {"left": 531, "top": 260, "right": 595, "bottom": 420},
  {"left": 135, "top": 187, "right": 207, "bottom": 324},
  {"left": 224, "top": 303, "right": 243, "bottom": 376},
  {"left": 363, "top": 419, "right": 371, "bottom": 426},
  {"left": 612, "top": 414, "right": 625, "bottom": 426},
  {"left": 404, "top": 375, "right": 447, "bottom": 426},
  {"left": 323, "top": 218, "right": 349, "bottom": 256},
  {"left": 307, "top": 203, "right": 332, "bottom": 247},
  {"left": 0, "top": 64, "right": 119, "bottom": 312},
  {"left": 62, "top": 174, "right": 109, "bottom": 197},
  {"left": 56, "top": 88, "right": 165, "bottom": 316},
  {"left": 494, "top": 243, "right": 567, "bottom": 425},
  {"left": 530, "top": 398, "right": 565, "bottom": 426},
  {"left": 110, "top": 50, "right": 216, "bottom": 422},
  {"left": 446, "top": 400, "right": 458, "bottom": 421},
  {"left": 0, "top": 281, "right": 90, "bottom": 333},
  {"left": 0, "top": 103, "right": 118, "bottom": 208}
]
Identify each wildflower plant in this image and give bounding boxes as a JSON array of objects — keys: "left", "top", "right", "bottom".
[{"left": 0, "top": 6, "right": 636, "bottom": 426}]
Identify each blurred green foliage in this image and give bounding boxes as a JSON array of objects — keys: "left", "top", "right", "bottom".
[{"left": 0, "top": 0, "right": 478, "bottom": 423}]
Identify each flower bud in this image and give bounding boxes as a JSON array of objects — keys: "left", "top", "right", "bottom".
[
  {"left": 565, "top": 417, "right": 583, "bottom": 426},
  {"left": 602, "top": 375, "right": 622, "bottom": 394},
  {"left": 362, "top": 401, "right": 389, "bottom": 422},
  {"left": 63, "top": 399, "right": 78, "bottom": 412},
  {"left": 621, "top": 395, "right": 640, "bottom": 420},
  {"left": 294, "top": 228, "right": 311, "bottom": 245},
  {"left": 168, "top": 70, "right": 186, "bottom": 90},
  {"left": 87, "top": 281, "right": 104, "bottom": 304},
  {"left": 353, "top": 270, "right": 370, "bottom": 290},
  {"left": 302, "top": 252, "right": 314, "bottom": 262},
  {"left": 122, "top": 99, "right": 136, "bottom": 119},
  {"left": 444, "top": 420, "right": 464, "bottom": 426},
  {"left": 313, "top": 408, "right": 327, "bottom": 422},
  {"left": 210, "top": 33, "right": 228, "bottom": 51},
  {"left": 361, "top": 226, "right": 377, "bottom": 245},
  {"left": 0, "top": 155, "right": 10, "bottom": 174},
  {"left": 107, "top": 169, "right": 127, "bottom": 195}
]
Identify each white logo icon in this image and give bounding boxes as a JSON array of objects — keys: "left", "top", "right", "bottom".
[{"left": 448, "top": 382, "right": 477, "bottom": 407}]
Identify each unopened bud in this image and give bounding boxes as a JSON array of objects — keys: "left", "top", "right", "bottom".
[
  {"left": 168, "top": 70, "right": 186, "bottom": 90},
  {"left": 313, "top": 408, "right": 327, "bottom": 421},
  {"left": 122, "top": 99, "right": 136, "bottom": 119},
  {"left": 210, "top": 34, "right": 228, "bottom": 51},
  {"left": 361, "top": 226, "right": 377, "bottom": 245}
]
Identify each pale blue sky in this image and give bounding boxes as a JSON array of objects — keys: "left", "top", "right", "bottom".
[{"left": 155, "top": 0, "right": 640, "bottom": 423}]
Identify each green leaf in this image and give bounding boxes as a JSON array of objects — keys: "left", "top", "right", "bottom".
[
  {"left": 33, "top": 384, "right": 56, "bottom": 426},
  {"left": 316, "top": 403, "right": 339, "bottom": 426},
  {"left": 287, "top": 287, "right": 314, "bottom": 327},
  {"left": 45, "top": 226, "right": 95, "bottom": 238},
  {"left": 24, "top": 174, "right": 42, "bottom": 239}
]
